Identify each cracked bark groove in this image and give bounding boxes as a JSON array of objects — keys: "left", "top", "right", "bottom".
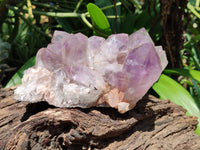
[
  {"left": 0, "top": 87, "right": 200, "bottom": 150},
  {"left": 160, "top": 0, "right": 188, "bottom": 68}
]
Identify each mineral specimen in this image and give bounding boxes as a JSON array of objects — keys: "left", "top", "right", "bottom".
[{"left": 14, "top": 28, "right": 168, "bottom": 113}]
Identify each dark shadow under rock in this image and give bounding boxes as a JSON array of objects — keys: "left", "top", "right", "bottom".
[{"left": 21, "top": 101, "right": 55, "bottom": 122}]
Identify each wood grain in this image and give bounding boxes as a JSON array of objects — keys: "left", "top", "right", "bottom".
[{"left": 0, "top": 87, "right": 200, "bottom": 150}]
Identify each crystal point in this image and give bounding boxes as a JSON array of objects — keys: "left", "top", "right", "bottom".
[{"left": 14, "top": 28, "right": 168, "bottom": 113}]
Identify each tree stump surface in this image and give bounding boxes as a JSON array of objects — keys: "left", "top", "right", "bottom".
[{"left": 0, "top": 87, "right": 200, "bottom": 150}]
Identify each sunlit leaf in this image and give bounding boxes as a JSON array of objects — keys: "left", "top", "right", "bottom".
[
  {"left": 87, "top": 3, "right": 111, "bottom": 35},
  {"left": 5, "top": 56, "right": 36, "bottom": 88},
  {"left": 152, "top": 74, "right": 200, "bottom": 135},
  {"left": 164, "top": 68, "right": 200, "bottom": 82}
]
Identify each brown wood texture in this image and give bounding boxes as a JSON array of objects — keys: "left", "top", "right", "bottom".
[
  {"left": 160, "top": 0, "right": 188, "bottom": 68},
  {"left": 0, "top": 87, "right": 200, "bottom": 150}
]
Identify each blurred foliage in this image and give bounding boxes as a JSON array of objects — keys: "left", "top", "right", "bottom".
[
  {"left": 0, "top": 38, "right": 11, "bottom": 84},
  {"left": 1, "top": 0, "right": 200, "bottom": 135},
  {"left": 0, "top": 0, "right": 162, "bottom": 85},
  {"left": 183, "top": 0, "right": 200, "bottom": 71}
]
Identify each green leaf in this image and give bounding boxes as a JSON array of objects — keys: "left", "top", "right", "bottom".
[
  {"left": 195, "top": 124, "right": 200, "bottom": 136},
  {"left": 164, "top": 68, "right": 200, "bottom": 82},
  {"left": 191, "top": 78, "right": 200, "bottom": 100},
  {"left": 87, "top": 3, "right": 111, "bottom": 35},
  {"left": 152, "top": 74, "right": 200, "bottom": 135},
  {"left": 5, "top": 56, "right": 36, "bottom": 88},
  {"left": 94, "top": 0, "right": 121, "bottom": 33}
]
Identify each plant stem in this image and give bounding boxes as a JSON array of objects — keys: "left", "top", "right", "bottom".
[
  {"left": 7, "top": 4, "right": 122, "bottom": 19},
  {"left": 20, "top": 14, "right": 50, "bottom": 39},
  {"left": 129, "top": 0, "right": 142, "bottom": 9},
  {"left": 101, "top": 2, "right": 122, "bottom": 11},
  {"left": 80, "top": 14, "right": 92, "bottom": 29},
  {"left": 74, "top": 0, "right": 83, "bottom": 13},
  {"left": 27, "top": 0, "right": 33, "bottom": 18},
  {"left": 10, "top": 7, "right": 50, "bottom": 39},
  {"left": 84, "top": 2, "right": 122, "bottom": 16},
  {"left": 187, "top": 3, "right": 200, "bottom": 19},
  {"left": 196, "top": 0, "right": 200, "bottom": 7},
  {"left": 31, "top": 1, "right": 68, "bottom": 12},
  {"left": 106, "top": 15, "right": 123, "bottom": 19},
  {"left": 80, "top": 14, "right": 109, "bottom": 38},
  {"left": 195, "top": 6, "right": 200, "bottom": 11},
  {"left": 6, "top": 4, "right": 82, "bottom": 18},
  {"left": 6, "top": 2, "right": 122, "bottom": 37}
]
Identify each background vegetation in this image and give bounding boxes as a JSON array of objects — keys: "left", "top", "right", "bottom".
[{"left": 1, "top": 0, "right": 200, "bottom": 135}]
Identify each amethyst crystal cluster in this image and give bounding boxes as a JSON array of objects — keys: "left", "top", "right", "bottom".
[{"left": 14, "top": 28, "right": 168, "bottom": 113}]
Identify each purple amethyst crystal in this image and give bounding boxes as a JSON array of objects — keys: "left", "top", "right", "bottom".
[{"left": 14, "top": 28, "right": 168, "bottom": 113}]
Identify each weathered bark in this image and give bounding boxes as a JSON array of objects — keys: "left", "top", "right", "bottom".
[
  {"left": 160, "top": 0, "right": 188, "bottom": 68},
  {"left": 0, "top": 87, "right": 200, "bottom": 150}
]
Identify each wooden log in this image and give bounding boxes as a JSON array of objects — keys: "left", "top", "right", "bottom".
[{"left": 0, "top": 87, "right": 200, "bottom": 150}]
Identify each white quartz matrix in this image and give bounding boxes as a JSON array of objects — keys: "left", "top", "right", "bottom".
[{"left": 14, "top": 28, "right": 168, "bottom": 113}]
